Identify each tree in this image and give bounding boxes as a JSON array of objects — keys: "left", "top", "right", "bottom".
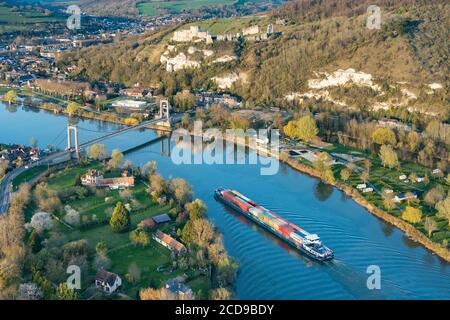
[
  {"left": 360, "top": 171, "right": 370, "bottom": 183},
  {"left": 28, "top": 229, "right": 42, "bottom": 254},
  {"left": 30, "top": 212, "right": 53, "bottom": 233},
  {"left": 149, "top": 173, "right": 166, "bottom": 198},
  {"left": 209, "top": 288, "right": 232, "bottom": 300},
  {"left": 66, "top": 102, "right": 81, "bottom": 116},
  {"left": 74, "top": 173, "right": 82, "bottom": 186},
  {"left": 283, "top": 115, "right": 318, "bottom": 142},
  {"left": 130, "top": 228, "right": 150, "bottom": 247},
  {"left": 0, "top": 160, "right": 8, "bottom": 179},
  {"left": 169, "top": 178, "right": 193, "bottom": 207},
  {"left": 142, "top": 161, "right": 157, "bottom": 177},
  {"left": 55, "top": 282, "right": 78, "bottom": 300},
  {"left": 181, "top": 113, "right": 190, "bottom": 129},
  {"left": 181, "top": 218, "right": 214, "bottom": 248},
  {"left": 372, "top": 127, "right": 396, "bottom": 145},
  {"left": 108, "top": 149, "right": 124, "bottom": 169},
  {"left": 424, "top": 187, "right": 445, "bottom": 208},
  {"left": 185, "top": 199, "right": 207, "bottom": 220},
  {"left": 87, "top": 144, "right": 107, "bottom": 160},
  {"left": 3, "top": 90, "right": 17, "bottom": 105},
  {"left": 110, "top": 202, "right": 130, "bottom": 233},
  {"left": 379, "top": 144, "right": 399, "bottom": 168},
  {"left": 95, "top": 242, "right": 108, "bottom": 256},
  {"left": 340, "top": 168, "right": 351, "bottom": 182},
  {"left": 139, "top": 287, "right": 178, "bottom": 300},
  {"left": 424, "top": 217, "right": 438, "bottom": 237},
  {"left": 402, "top": 206, "right": 422, "bottom": 224},
  {"left": 436, "top": 196, "right": 450, "bottom": 226},
  {"left": 407, "top": 131, "right": 420, "bottom": 152}
]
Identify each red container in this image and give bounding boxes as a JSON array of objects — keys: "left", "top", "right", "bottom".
[
  {"left": 222, "top": 191, "right": 251, "bottom": 212},
  {"left": 279, "top": 225, "right": 293, "bottom": 237}
]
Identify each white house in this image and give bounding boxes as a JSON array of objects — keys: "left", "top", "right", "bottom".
[
  {"left": 399, "top": 175, "right": 407, "bottom": 180},
  {"left": 95, "top": 270, "right": 122, "bottom": 294},
  {"left": 363, "top": 188, "right": 374, "bottom": 193},
  {"left": 393, "top": 193, "right": 417, "bottom": 203},
  {"left": 356, "top": 184, "right": 367, "bottom": 190}
]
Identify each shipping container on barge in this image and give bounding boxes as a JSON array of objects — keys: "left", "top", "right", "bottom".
[{"left": 214, "top": 188, "right": 334, "bottom": 261}]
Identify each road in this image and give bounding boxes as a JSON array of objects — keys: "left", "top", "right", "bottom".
[{"left": 0, "top": 167, "right": 26, "bottom": 214}]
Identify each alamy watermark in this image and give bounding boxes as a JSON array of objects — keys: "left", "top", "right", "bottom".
[
  {"left": 170, "top": 121, "right": 280, "bottom": 176},
  {"left": 366, "top": 265, "right": 381, "bottom": 290},
  {"left": 367, "top": 5, "right": 381, "bottom": 30},
  {"left": 66, "top": 265, "right": 81, "bottom": 290},
  {"left": 66, "top": 5, "right": 81, "bottom": 30}
]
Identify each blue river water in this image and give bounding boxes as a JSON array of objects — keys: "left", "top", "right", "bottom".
[{"left": 1, "top": 103, "right": 449, "bottom": 299}]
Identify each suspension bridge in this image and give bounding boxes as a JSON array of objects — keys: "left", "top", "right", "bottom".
[{"left": 0, "top": 100, "right": 176, "bottom": 214}]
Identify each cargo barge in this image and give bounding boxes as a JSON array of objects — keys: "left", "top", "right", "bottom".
[{"left": 214, "top": 188, "right": 334, "bottom": 261}]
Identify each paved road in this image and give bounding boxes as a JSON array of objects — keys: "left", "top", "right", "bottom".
[{"left": 0, "top": 167, "right": 26, "bottom": 214}]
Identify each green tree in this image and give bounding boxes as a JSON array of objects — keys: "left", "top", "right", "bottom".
[
  {"left": 110, "top": 202, "right": 130, "bottom": 233},
  {"left": 372, "top": 127, "right": 396, "bottom": 145},
  {"left": 55, "top": 282, "right": 78, "bottom": 300},
  {"left": 379, "top": 144, "right": 399, "bottom": 168},
  {"left": 66, "top": 101, "right": 81, "bottom": 116},
  {"left": 3, "top": 90, "right": 17, "bottom": 105},
  {"left": 283, "top": 115, "right": 318, "bottom": 142},
  {"left": 27, "top": 229, "right": 42, "bottom": 254},
  {"left": 402, "top": 206, "right": 422, "bottom": 224}
]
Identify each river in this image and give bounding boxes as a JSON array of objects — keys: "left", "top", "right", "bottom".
[{"left": 1, "top": 103, "right": 449, "bottom": 299}]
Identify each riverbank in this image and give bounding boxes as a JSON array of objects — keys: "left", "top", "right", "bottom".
[
  {"left": 205, "top": 130, "right": 450, "bottom": 262},
  {"left": 7, "top": 97, "right": 449, "bottom": 262},
  {"left": 283, "top": 157, "right": 450, "bottom": 262}
]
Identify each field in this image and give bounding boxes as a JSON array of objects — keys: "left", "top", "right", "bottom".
[
  {"left": 12, "top": 165, "right": 48, "bottom": 191},
  {"left": 137, "top": 0, "right": 236, "bottom": 16},
  {"left": 0, "top": 5, "right": 63, "bottom": 33}
]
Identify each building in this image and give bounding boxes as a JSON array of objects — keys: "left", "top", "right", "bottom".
[
  {"left": 172, "top": 26, "right": 210, "bottom": 42},
  {"left": 152, "top": 213, "right": 172, "bottom": 225},
  {"left": 393, "top": 193, "right": 418, "bottom": 203},
  {"left": 137, "top": 218, "right": 156, "bottom": 230},
  {"left": 95, "top": 270, "right": 122, "bottom": 294},
  {"left": 120, "top": 87, "right": 154, "bottom": 99},
  {"left": 152, "top": 230, "right": 187, "bottom": 255},
  {"left": 81, "top": 169, "right": 135, "bottom": 189},
  {"left": 112, "top": 100, "right": 147, "bottom": 109},
  {"left": 166, "top": 276, "right": 195, "bottom": 300},
  {"left": 195, "top": 92, "right": 241, "bottom": 108},
  {"left": 81, "top": 169, "right": 102, "bottom": 185}
]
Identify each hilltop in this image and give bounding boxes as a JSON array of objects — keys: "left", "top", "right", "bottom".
[{"left": 59, "top": 0, "right": 449, "bottom": 119}]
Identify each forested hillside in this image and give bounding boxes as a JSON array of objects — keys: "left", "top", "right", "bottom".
[{"left": 59, "top": 0, "right": 449, "bottom": 120}]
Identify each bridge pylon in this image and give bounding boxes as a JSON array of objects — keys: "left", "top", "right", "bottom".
[
  {"left": 67, "top": 125, "right": 79, "bottom": 160},
  {"left": 156, "top": 99, "right": 171, "bottom": 127}
]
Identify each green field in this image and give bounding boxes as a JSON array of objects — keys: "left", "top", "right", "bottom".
[
  {"left": 0, "top": 5, "right": 63, "bottom": 33},
  {"left": 12, "top": 165, "right": 48, "bottom": 191},
  {"left": 137, "top": 0, "right": 236, "bottom": 16},
  {"left": 32, "top": 163, "right": 211, "bottom": 298}
]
